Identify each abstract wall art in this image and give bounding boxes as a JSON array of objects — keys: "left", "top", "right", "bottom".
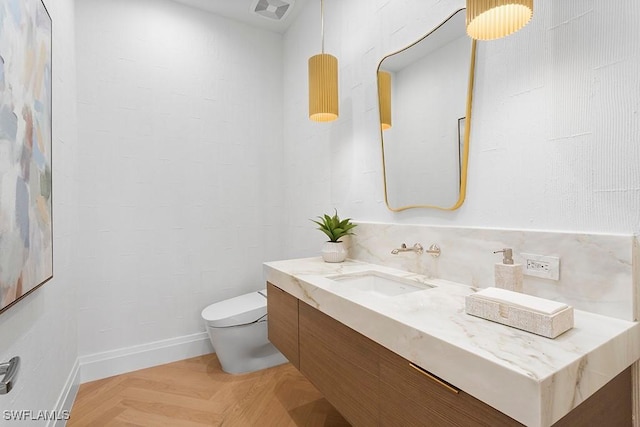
[{"left": 0, "top": 0, "right": 52, "bottom": 314}]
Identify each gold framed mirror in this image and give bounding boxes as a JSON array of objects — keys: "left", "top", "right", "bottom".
[{"left": 377, "top": 9, "right": 477, "bottom": 211}]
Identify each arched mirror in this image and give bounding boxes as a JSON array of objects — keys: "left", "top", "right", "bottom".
[{"left": 377, "top": 9, "right": 477, "bottom": 211}]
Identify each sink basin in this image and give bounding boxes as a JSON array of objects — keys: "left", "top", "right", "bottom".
[{"left": 328, "top": 271, "right": 433, "bottom": 297}]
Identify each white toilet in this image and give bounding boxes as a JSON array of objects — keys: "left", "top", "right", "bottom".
[{"left": 201, "top": 289, "right": 287, "bottom": 374}]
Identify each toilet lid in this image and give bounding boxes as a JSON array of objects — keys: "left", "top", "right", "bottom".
[{"left": 201, "top": 290, "right": 267, "bottom": 327}]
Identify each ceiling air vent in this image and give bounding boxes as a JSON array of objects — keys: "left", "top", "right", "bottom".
[{"left": 251, "top": 0, "right": 294, "bottom": 21}]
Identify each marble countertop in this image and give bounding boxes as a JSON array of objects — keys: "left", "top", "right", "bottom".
[{"left": 264, "top": 257, "right": 640, "bottom": 427}]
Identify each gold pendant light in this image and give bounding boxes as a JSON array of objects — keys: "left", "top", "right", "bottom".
[
  {"left": 377, "top": 71, "right": 391, "bottom": 130},
  {"left": 309, "top": 0, "right": 338, "bottom": 122},
  {"left": 466, "top": 0, "right": 533, "bottom": 41}
]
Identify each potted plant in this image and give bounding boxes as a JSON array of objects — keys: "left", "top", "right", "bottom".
[{"left": 311, "top": 210, "right": 357, "bottom": 263}]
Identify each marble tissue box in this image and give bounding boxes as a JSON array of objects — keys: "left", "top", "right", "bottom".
[{"left": 465, "top": 287, "right": 574, "bottom": 339}]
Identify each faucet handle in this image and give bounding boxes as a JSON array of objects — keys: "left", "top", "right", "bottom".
[
  {"left": 412, "top": 243, "right": 424, "bottom": 254},
  {"left": 427, "top": 244, "right": 440, "bottom": 258}
]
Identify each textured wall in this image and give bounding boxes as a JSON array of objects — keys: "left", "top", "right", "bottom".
[
  {"left": 282, "top": 0, "right": 640, "bottom": 258},
  {"left": 74, "top": 0, "right": 284, "bottom": 356},
  {"left": 0, "top": 0, "right": 79, "bottom": 420}
]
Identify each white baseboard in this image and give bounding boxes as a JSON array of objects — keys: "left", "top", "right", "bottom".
[
  {"left": 48, "top": 358, "right": 79, "bottom": 427},
  {"left": 79, "top": 332, "right": 213, "bottom": 384}
]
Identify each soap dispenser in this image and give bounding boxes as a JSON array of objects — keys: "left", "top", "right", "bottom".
[{"left": 493, "top": 248, "right": 523, "bottom": 292}]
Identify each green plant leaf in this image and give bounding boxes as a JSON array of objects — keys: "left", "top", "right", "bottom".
[
  {"left": 338, "top": 218, "right": 352, "bottom": 229},
  {"left": 342, "top": 224, "right": 356, "bottom": 234},
  {"left": 310, "top": 209, "right": 357, "bottom": 242},
  {"left": 318, "top": 227, "right": 335, "bottom": 241}
]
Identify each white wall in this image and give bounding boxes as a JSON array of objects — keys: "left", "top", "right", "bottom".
[
  {"left": 283, "top": 0, "right": 640, "bottom": 258},
  {"left": 0, "top": 0, "right": 79, "bottom": 420},
  {"left": 74, "top": 0, "right": 284, "bottom": 357}
]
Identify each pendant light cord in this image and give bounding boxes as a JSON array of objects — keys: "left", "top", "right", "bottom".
[{"left": 321, "top": 0, "right": 325, "bottom": 53}]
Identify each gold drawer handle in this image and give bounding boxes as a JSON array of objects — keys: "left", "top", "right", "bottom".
[{"left": 409, "top": 363, "right": 460, "bottom": 395}]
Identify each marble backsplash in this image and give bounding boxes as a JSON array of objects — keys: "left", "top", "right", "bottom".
[{"left": 349, "top": 222, "right": 639, "bottom": 321}]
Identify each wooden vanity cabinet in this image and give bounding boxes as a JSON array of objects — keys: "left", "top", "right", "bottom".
[
  {"left": 297, "top": 300, "right": 518, "bottom": 426},
  {"left": 298, "top": 301, "right": 381, "bottom": 426},
  {"left": 266, "top": 283, "right": 299, "bottom": 368},
  {"left": 552, "top": 366, "right": 631, "bottom": 427},
  {"left": 378, "top": 348, "right": 521, "bottom": 427},
  {"left": 267, "top": 285, "right": 633, "bottom": 427}
]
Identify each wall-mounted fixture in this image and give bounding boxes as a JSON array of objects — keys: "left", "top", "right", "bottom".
[
  {"left": 0, "top": 357, "right": 20, "bottom": 395},
  {"left": 377, "top": 71, "right": 392, "bottom": 130},
  {"left": 466, "top": 0, "right": 533, "bottom": 40},
  {"left": 308, "top": 0, "right": 338, "bottom": 122},
  {"left": 391, "top": 243, "right": 441, "bottom": 257}
]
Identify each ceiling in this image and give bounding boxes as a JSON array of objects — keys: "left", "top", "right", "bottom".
[{"left": 172, "top": 0, "right": 311, "bottom": 34}]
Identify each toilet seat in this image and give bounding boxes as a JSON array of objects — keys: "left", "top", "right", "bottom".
[{"left": 201, "top": 290, "right": 267, "bottom": 328}]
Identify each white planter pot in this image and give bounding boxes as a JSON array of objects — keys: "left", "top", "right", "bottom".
[{"left": 321, "top": 241, "right": 348, "bottom": 263}]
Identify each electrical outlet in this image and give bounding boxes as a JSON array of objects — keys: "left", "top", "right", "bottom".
[{"left": 521, "top": 253, "right": 560, "bottom": 280}]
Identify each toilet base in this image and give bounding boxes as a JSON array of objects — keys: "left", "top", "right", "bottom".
[
  {"left": 217, "top": 343, "right": 287, "bottom": 374},
  {"left": 207, "top": 320, "right": 287, "bottom": 374}
]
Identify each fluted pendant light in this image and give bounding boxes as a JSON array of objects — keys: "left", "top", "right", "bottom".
[
  {"left": 309, "top": 0, "right": 338, "bottom": 122},
  {"left": 377, "top": 71, "right": 391, "bottom": 130},
  {"left": 466, "top": 0, "right": 533, "bottom": 40}
]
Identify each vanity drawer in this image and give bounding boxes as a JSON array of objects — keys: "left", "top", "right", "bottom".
[
  {"left": 266, "top": 282, "right": 299, "bottom": 368},
  {"left": 299, "top": 301, "right": 380, "bottom": 427},
  {"left": 379, "top": 349, "right": 521, "bottom": 427}
]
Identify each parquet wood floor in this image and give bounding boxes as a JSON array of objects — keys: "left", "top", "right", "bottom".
[{"left": 68, "top": 353, "right": 350, "bottom": 427}]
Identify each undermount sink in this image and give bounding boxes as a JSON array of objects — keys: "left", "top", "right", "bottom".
[{"left": 328, "top": 271, "right": 434, "bottom": 297}]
